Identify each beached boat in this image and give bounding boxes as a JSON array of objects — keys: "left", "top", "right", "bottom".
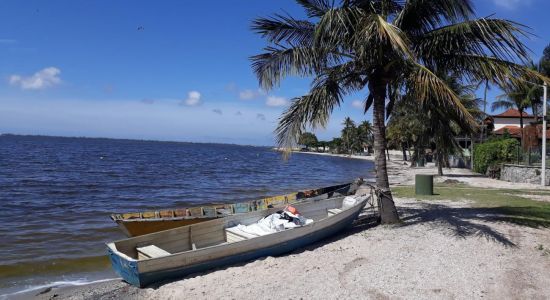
[
  {"left": 111, "top": 181, "right": 361, "bottom": 237},
  {"left": 107, "top": 193, "right": 368, "bottom": 287}
]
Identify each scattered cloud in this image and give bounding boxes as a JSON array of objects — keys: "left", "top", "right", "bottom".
[
  {"left": 256, "top": 113, "right": 266, "bottom": 121},
  {"left": 9, "top": 67, "right": 62, "bottom": 90},
  {"left": 181, "top": 91, "right": 202, "bottom": 106},
  {"left": 492, "top": 0, "right": 530, "bottom": 9},
  {"left": 235, "top": 111, "right": 242, "bottom": 116},
  {"left": 351, "top": 100, "right": 363, "bottom": 109},
  {"left": 266, "top": 95, "right": 288, "bottom": 107},
  {"left": 212, "top": 108, "right": 223, "bottom": 115},
  {"left": 239, "top": 89, "right": 261, "bottom": 100},
  {"left": 0, "top": 39, "right": 17, "bottom": 44},
  {"left": 140, "top": 98, "right": 155, "bottom": 104}
]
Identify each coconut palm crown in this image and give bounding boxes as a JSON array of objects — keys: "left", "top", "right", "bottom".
[{"left": 250, "top": 0, "right": 549, "bottom": 223}]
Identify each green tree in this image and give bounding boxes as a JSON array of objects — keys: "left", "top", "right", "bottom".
[
  {"left": 298, "top": 132, "right": 318, "bottom": 150},
  {"left": 357, "top": 120, "right": 373, "bottom": 153},
  {"left": 540, "top": 43, "right": 550, "bottom": 77},
  {"left": 251, "top": 0, "right": 547, "bottom": 224},
  {"left": 328, "top": 137, "right": 343, "bottom": 153},
  {"left": 341, "top": 117, "right": 357, "bottom": 154}
]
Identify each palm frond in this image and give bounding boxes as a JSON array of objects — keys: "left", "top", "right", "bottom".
[
  {"left": 407, "top": 62, "right": 477, "bottom": 130},
  {"left": 357, "top": 14, "right": 414, "bottom": 59},
  {"left": 395, "top": 0, "right": 474, "bottom": 33},
  {"left": 435, "top": 54, "right": 550, "bottom": 89},
  {"left": 314, "top": 6, "right": 363, "bottom": 48},
  {"left": 417, "top": 18, "right": 531, "bottom": 64},
  {"left": 250, "top": 45, "right": 336, "bottom": 90},
  {"left": 296, "top": 0, "right": 333, "bottom": 18},
  {"left": 275, "top": 73, "right": 343, "bottom": 151},
  {"left": 251, "top": 14, "right": 315, "bottom": 45},
  {"left": 491, "top": 99, "right": 514, "bottom": 112}
]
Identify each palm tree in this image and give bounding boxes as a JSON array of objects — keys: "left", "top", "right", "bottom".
[
  {"left": 357, "top": 120, "right": 373, "bottom": 153},
  {"left": 251, "top": 0, "right": 548, "bottom": 224},
  {"left": 341, "top": 117, "right": 356, "bottom": 154},
  {"left": 491, "top": 86, "right": 533, "bottom": 147}
]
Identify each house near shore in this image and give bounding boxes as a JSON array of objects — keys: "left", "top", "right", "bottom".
[
  {"left": 490, "top": 108, "right": 535, "bottom": 132},
  {"left": 485, "top": 108, "right": 549, "bottom": 150}
]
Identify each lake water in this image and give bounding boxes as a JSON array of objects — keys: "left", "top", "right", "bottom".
[{"left": 0, "top": 135, "right": 374, "bottom": 296}]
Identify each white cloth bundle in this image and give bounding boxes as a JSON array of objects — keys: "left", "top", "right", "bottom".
[{"left": 231, "top": 213, "right": 313, "bottom": 237}]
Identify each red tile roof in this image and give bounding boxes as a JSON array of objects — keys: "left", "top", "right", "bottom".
[
  {"left": 494, "top": 124, "right": 550, "bottom": 139},
  {"left": 494, "top": 125, "right": 522, "bottom": 137},
  {"left": 492, "top": 108, "right": 534, "bottom": 118}
]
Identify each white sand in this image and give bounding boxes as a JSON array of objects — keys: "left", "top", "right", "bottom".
[{"left": 34, "top": 157, "right": 550, "bottom": 300}]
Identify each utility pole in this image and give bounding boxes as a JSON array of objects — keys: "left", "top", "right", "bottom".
[{"left": 542, "top": 82, "right": 547, "bottom": 186}]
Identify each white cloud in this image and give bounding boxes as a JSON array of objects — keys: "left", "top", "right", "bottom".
[
  {"left": 212, "top": 108, "right": 223, "bottom": 115},
  {"left": 141, "top": 98, "right": 155, "bottom": 104},
  {"left": 266, "top": 96, "right": 288, "bottom": 107},
  {"left": 239, "top": 89, "right": 260, "bottom": 100},
  {"left": 351, "top": 100, "right": 363, "bottom": 109},
  {"left": 9, "top": 67, "right": 62, "bottom": 90},
  {"left": 492, "top": 0, "right": 530, "bottom": 9},
  {"left": 182, "top": 91, "right": 202, "bottom": 106}
]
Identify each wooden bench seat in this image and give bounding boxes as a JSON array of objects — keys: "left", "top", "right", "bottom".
[
  {"left": 327, "top": 208, "right": 342, "bottom": 217},
  {"left": 225, "top": 226, "right": 257, "bottom": 243},
  {"left": 137, "top": 245, "right": 171, "bottom": 259}
]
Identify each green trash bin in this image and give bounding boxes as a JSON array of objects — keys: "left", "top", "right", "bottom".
[{"left": 415, "top": 174, "right": 433, "bottom": 195}]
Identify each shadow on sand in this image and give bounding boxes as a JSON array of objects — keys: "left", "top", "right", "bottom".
[
  {"left": 398, "top": 202, "right": 550, "bottom": 247},
  {"left": 136, "top": 204, "right": 550, "bottom": 290}
]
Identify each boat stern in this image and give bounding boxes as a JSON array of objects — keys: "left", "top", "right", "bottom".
[{"left": 106, "top": 243, "right": 143, "bottom": 287}]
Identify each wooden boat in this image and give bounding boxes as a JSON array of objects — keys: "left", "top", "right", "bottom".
[
  {"left": 111, "top": 180, "right": 362, "bottom": 237},
  {"left": 107, "top": 193, "right": 368, "bottom": 287}
]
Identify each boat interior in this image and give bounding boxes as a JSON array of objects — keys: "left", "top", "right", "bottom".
[{"left": 111, "top": 196, "right": 349, "bottom": 261}]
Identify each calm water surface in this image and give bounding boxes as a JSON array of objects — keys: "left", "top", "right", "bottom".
[{"left": 0, "top": 135, "right": 374, "bottom": 295}]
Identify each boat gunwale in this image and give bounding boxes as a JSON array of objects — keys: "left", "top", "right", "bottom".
[{"left": 109, "top": 182, "right": 354, "bottom": 221}]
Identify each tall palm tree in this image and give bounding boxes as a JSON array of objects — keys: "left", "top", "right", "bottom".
[
  {"left": 341, "top": 117, "right": 356, "bottom": 154},
  {"left": 357, "top": 120, "right": 373, "bottom": 153},
  {"left": 491, "top": 85, "right": 533, "bottom": 147},
  {"left": 251, "top": 0, "right": 548, "bottom": 224}
]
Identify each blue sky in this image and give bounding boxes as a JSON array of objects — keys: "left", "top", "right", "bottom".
[{"left": 1, "top": 0, "right": 550, "bottom": 145}]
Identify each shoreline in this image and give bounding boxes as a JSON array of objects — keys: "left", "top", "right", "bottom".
[
  {"left": 16, "top": 157, "right": 550, "bottom": 299},
  {"left": 291, "top": 150, "right": 376, "bottom": 161}
]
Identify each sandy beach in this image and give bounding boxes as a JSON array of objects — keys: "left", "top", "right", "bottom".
[{"left": 22, "top": 154, "right": 550, "bottom": 299}]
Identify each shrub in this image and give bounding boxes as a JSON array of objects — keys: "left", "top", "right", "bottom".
[{"left": 473, "top": 138, "right": 519, "bottom": 174}]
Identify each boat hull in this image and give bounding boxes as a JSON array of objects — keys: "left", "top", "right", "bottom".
[
  {"left": 139, "top": 208, "right": 360, "bottom": 287},
  {"left": 107, "top": 197, "right": 365, "bottom": 287},
  {"left": 112, "top": 182, "right": 359, "bottom": 237}
]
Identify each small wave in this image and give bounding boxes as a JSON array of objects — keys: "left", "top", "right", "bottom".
[{"left": 0, "top": 277, "right": 119, "bottom": 299}]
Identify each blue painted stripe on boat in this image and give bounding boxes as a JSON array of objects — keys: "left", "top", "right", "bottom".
[
  {"left": 108, "top": 248, "right": 141, "bottom": 287},
  {"left": 136, "top": 209, "right": 361, "bottom": 287}
]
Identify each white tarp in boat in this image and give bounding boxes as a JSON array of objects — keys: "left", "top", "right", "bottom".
[{"left": 229, "top": 213, "right": 313, "bottom": 237}]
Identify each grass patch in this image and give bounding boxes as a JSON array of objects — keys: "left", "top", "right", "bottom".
[{"left": 391, "top": 184, "right": 550, "bottom": 229}]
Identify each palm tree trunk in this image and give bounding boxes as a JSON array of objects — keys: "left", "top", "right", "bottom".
[
  {"left": 437, "top": 152, "right": 444, "bottom": 176},
  {"left": 370, "top": 80, "right": 400, "bottom": 224}
]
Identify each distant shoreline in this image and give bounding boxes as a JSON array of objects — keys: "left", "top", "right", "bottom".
[
  {"left": 0, "top": 133, "right": 272, "bottom": 148},
  {"left": 291, "top": 150, "right": 375, "bottom": 161}
]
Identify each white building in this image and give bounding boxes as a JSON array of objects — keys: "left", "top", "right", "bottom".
[{"left": 491, "top": 108, "right": 535, "bottom": 131}]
